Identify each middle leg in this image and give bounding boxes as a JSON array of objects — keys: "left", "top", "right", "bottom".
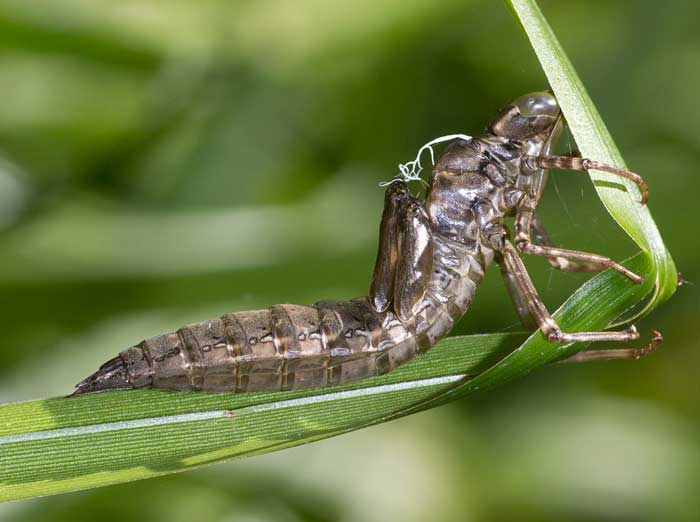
[
  {"left": 513, "top": 194, "right": 643, "bottom": 284},
  {"left": 530, "top": 213, "right": 603, "bottom": 273}
]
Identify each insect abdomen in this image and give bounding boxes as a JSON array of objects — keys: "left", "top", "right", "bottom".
[{"left": 118, "top": 299, "right": 417, "bottom": 393}]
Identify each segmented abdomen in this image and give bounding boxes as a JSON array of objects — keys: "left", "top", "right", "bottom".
[{"left": 121, "top": 298, "right": 419, "bottom": 393}]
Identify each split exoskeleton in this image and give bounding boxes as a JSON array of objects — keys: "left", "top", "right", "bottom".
[{"left": 72, "top": 92, "right": 655, "bottom": 396}]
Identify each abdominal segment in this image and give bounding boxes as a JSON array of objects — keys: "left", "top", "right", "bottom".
[{"left": 120, "top": 299, "right": 418, "bottom": 393}]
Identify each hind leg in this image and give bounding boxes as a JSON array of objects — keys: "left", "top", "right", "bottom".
[
  {"left": 557, "top": 330, "right": 662, "bottom": 364},
  {"left": 498, "top": 238, "right": 639, "bottom": 344}
]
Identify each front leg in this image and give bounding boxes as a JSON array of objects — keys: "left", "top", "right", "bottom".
[{"left": 523, "top": 154, "right": 649, "bottom": 205}]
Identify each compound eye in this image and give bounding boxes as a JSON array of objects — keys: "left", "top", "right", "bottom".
[{"left": 514, "top": 92, "right": 559, "bottom": 118}]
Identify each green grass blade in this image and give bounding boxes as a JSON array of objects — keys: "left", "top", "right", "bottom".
[
  {"left": 506, "top": 0, "right": 678, "bottom": 312},
  {"left": 0, "top": 333, "right": 520, "bottom": 502},
  {"left": 0, "top": 0, "right": 678, "bottom": 504}
]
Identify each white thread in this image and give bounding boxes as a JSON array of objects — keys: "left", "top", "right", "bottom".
[{"left": 380, "top": 134, "right": 473, "bottom": 187}]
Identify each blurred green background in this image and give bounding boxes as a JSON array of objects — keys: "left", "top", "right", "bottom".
[{"left": 0, "top": 0, "right": 697, "bottom": 520}]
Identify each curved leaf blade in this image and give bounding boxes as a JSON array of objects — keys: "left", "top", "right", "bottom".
[
  {"left": 506, "top": 0, "right": 677, "bottom": 312},
  {"left": 0, "top": 333, "right": 520, "bottom": 502}
]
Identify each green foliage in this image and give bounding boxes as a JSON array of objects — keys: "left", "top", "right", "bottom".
[{"left": 0, "top": 0, "right": 684, "bottom": 512}]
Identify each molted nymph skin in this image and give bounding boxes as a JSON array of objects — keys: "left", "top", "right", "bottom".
[{"left": 73, "top": 92, "right": 564, "bottom": 395}]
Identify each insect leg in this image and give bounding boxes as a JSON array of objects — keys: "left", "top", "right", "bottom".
[
  {"left": 557, "top": 330, "right": 662, "bottom": 364},
  {"left": 369, "top": 181, "right": 412, "bottom": 313},
  {"left": 514, "top": 194, "right": 643, "bottom": 284},
  {"left": 495, "top": 251, "right": 537, "bottom": 330},
  {"left": 524, "top": 155, "right": 649, "bottom": 205},
  {"left": 530, "top": 213, "right": 608, "bottom": 273},
  {"left": 499, "top": 239, "right": 639, "bottom": 344}
]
